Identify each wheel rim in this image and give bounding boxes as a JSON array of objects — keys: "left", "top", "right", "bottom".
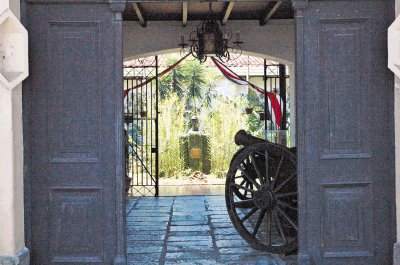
[{"left": 225, "top": 142, "right": 298, "bottom": 254}]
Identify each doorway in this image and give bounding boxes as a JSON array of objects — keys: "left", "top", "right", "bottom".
[{"left": 22, "top": 1, "right": 396, "bottom": 264}]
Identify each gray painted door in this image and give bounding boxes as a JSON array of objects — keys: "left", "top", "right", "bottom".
[
  {"left": 295, "top": 1, "right": 396, "bottom": 264},
  {"left": 24, "top": 2, "right": 125, "bottom": 264}
]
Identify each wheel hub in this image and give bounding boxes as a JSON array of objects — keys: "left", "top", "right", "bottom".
[{"left": 253, "top": 187, "right": 276, "bottom": 210}]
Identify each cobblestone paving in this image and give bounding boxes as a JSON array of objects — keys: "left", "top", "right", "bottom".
[{"left": 126, "top": 196, "right": 296, "bottom": 265}]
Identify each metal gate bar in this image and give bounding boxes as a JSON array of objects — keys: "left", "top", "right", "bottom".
[{"left": 124, "top": 56, "right": 159, "bottom": 196}]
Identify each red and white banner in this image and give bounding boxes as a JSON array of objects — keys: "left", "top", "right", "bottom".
[{"left": 211, "top": 57, "right": 282, "bottom": 126}]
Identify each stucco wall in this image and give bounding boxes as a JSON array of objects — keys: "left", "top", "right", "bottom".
[
  {"left": 0, "top": 0, "right": 25, "bottom": 257},
  {"left": 123, "top": 20, "right": 295, "bottom": 64}
]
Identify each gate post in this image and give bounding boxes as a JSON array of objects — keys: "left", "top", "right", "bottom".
[
  {"left": 109, "top": 1, "right": 127, "bottom": 264},
  {"left": 292, "top": 0, "right": 311, "bottom": 264},
  {"left": 0, "top": 1, "right": 29, "bottom": 264}
]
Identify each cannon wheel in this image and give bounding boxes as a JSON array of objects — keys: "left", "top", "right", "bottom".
[{"left": 225, "top": 142, "right": 298, "bottom": 254}]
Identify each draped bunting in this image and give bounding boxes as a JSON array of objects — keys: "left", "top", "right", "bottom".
[
  {"left": 123, "top": 53, "right": 191, "bottom": 97},
  {"left": 210, "top": 57, "right": 282, "bottom": 126},
  {"left": 123, "top": 54, "right": 282, "bottom": 126}
]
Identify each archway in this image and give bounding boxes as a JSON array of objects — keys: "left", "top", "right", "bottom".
[{"left": 21, "top": 1, "right": 396, "bottom": 264}]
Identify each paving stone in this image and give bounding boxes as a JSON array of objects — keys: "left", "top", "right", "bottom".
[
  {"left": 170, "top": 220, "right": 208, "bottom": 226},
  {"left": 211, "top": 222, "right": 233, "bottom": 228},
  {"left": 167, "top": 235, "right": 212, "bottom": 242},
  {"left": 129, "top": 240, "right": 165, "bottom": 247},
  {"left": 126, "top": 228, "right": 166, "bottom": 235},
  {"left": 127, "top": 253, "right": 162, "bottom": 264},
  {"left": 214, "top": 234, "right": 244, "bottom": 240},
  {"left": 216, "top": 239, "right": 249, "bottom": 248},
  {"left": 127, "top": 246, "right": 163, "bottom": 254},
  {"left": 127, "top": 234, "right": 165, "bottom": 241},
  {"left": 169, "top": 225, "right": 210, "bottom": 232},
  {"left": 127, "top": 216, "right": 170, "bottom": 222},
  {"left": 165, "top": 259, "right": 221, "bottom": 265},
  {"left": 169, "top": 230, "right": 211, "bottom": 236},
  {"left": 128, "top": 221, "right": 168, "bottom": 226},
  {"left": 126, "top": 195, "right": 286, "bottom": 265},
  {"left": 219, "top": 254, "right": 280, "bottom": 265},
  {"left": 210, "top": 217, "right": 232, "bottom": 223},
  {"left": 213, "top": 227, "right": 239, "bottom": 235},
  {"left": 165, "top": 251, "right": 216, "bottom": 260},
  {"left": 173, "top": 209, "right": 206, "bottom": 214},
  {"left": 167, "top": 241, "right": 213, "bottom": 252},
  {"left": 128, "top": 211, "right": 171, "bottom": 217},
  {"left": 218, "top": 246, "right": 261, "bottom": 254},
  {"left": 172, "top": 215, "right": 208, "bottom": 222}
]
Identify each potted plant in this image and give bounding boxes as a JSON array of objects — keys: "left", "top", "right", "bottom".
[{"left": 245, "top": 107, "right": 253, "bottom": 115}]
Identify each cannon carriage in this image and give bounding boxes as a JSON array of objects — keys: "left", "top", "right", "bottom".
[{"left": 225, "top": 130, "right": 298, "bottom": 254}]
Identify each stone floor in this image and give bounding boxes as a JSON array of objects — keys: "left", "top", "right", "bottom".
[{"left": 126, "top": 196, "right": 296, "bottom": 265}]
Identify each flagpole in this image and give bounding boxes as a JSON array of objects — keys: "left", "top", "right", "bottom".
[{"left": 264, "top": 58, "right": 268, "bottom": 140}]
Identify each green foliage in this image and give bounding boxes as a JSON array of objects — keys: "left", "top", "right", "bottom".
[
  {"left": 199, "top": 95, "right": 249, "bottom": 177},
  {"left": 246, "top": 90, "right": 264, "bottom": 137},
  {"left": 157, "top": 55, "right": 268, "bottom": 179},
  {"left": 202, "top": 135, "right": 211, "bottom": 174},
  {"left": 158, "top": 95, "right": 186, "bottom": 178},
  {"left": 158, "top": 57, "right": 218, "bottom": 114},
  {"left": 158, "top": 57, "right": 185, "bottom": 99}
]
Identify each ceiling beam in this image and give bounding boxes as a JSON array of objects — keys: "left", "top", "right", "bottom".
[
  {"left": 132, "top": 3, "right": 147, "bottom": 27},
  {"left": 259, "top": 1, "right": 282, "bottom": 26},
  {"left": 182, "top": 2, "right": 188, "bottom": 27},
  {"left": 221, "top": 1, "right": 234, "bottom": 25}
]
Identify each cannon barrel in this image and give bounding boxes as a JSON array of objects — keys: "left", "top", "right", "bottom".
[{"left": 234, "top": 130, "right": 268, "bottom": 146}]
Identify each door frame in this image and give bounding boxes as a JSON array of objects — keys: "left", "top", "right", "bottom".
[{"left": 20, "top": 0, "right": 397, "bottom": 264}]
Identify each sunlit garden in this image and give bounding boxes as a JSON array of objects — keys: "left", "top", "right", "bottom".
[{"left": 157, "top": 55, "right": 268, "bottom": 184}]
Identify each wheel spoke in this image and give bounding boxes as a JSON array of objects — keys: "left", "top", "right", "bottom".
[
  {"left": 237, "top": 166, "right": 261, "bottom": 189},
  {"left": 274, "top": 210, "right": 287, "bottom": 244},
  {"left": 271, "top": 155, "right": 284, "bottom": 188},
  {"left": 276, "top": 205, "right": 298, "bottom": 231},
  {"left": 264, "top": 150, "right": 270, "bottom": 188},
  {"left": 250, "top": 154, "right": 264, "bottom": 185},
  {"left": 240, "top": 208, "right": 258, "bottom": 224},
  {"left": 276, "top": 191, "right": 297, "bottom": 198},
  {"left": 274, "top": 173, "right": 296, "bottom": 193},
  {"left": 277, "top": 200, "right": 298, "bottom": 211},
  {"left": 252, "top": 209, "right": 266, "bottom": 236},
  {"left": 233, "top": 199, "right": 255, "bottom": 208},
  {"left": 244, "top": 181, "right": 249, "bottom": 198},
  {"left": 230, "top": 183, "right": 256, "bottom": 194}
]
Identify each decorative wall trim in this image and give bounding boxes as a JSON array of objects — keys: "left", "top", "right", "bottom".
[
  {"left": 111, "top": 3, "right": 127, "bottom": 265},
  {"left": 388, "top": 15, "right": 400, "bottom": 78},
  {"left": 0, "top": 247, "right": 29, "bottom": 265}
]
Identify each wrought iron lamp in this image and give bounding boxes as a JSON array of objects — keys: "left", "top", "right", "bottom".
[{"left": 178, "top": 2, "right": 243, "bottom": 63}]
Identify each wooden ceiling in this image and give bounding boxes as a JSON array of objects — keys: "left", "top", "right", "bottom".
[{"left": 123, "top": 1, "right": 294, "bottom": 27}]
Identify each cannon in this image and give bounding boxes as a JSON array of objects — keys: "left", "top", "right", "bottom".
[{"left": 225, "top": 130, "right": 298, "bottom": 254}]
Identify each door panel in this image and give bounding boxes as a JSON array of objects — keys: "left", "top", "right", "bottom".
[
  {"left": 296, "top": 1, "right": 395, "bottom": 264},
  {"left": 25, "top": 2, "right": 123, "bottom": 264}
]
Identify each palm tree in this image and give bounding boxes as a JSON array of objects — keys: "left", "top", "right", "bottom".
[
  {"left": 158, "top": 57, "right": 185, "bottom": 100},
  {"left": 182, "top": 59, "right": 208, "bottom": 113}
]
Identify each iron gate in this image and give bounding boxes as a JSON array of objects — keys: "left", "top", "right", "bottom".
[{"left": 124, "top": 56, "right": 159, "bottom": 196}]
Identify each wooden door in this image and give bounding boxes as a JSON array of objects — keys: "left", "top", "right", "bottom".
[
  {"left": 295, "top": 1, "right": 396, "bottom": 264},
  {"left": 23, "top": 1, "right": 126, "bottom": 264}
]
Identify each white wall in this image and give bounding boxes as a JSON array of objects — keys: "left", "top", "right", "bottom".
[
  {"left": 0, "top": 0, "right": 25, "bottom": 257},
  {"left": 123, "top": 20, "right": 295, "bottom": 64},
  {"left": 395, "top": 0, "right": 400, "bottom": 242}
]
